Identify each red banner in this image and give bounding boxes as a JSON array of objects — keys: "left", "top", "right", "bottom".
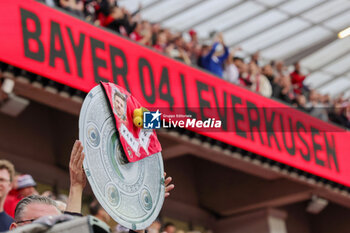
[
  {"left": 100, "top": 82, "right": 161, "bottom": 162},
  {"left": 1, "top": 0, "right": 350, "bottom": 186}
]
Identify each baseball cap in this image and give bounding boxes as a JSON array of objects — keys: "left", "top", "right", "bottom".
[
  {"left": 188, "top": 29, "right": 197, "bottom": 37},
  {"left": 17, "top": 174, "right": 37, "bottom": 189}
]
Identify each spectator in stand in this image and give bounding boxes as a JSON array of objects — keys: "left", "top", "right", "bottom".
[
  {"left": 151, "top": 23, "right": 161, "bottom": 45},
  {"left": 328, "top": 100, "right": 350, "bottom": 129},
  {"left": 84, "top": 0, "right": 99, "bottom": 23},
  {"left": 147, "top": 219, "right": 161, "bottom": 233},
  {"left": 187, "top": 29, "right": 201, "bottom": 65},
  {"left": 306, "top": 90, "right": 329, "bottom": 122},
  {"left": 105, "top": 6, "right": 137, "bottom": 36},
  {"left": 322, "top": 94, "right": 331, "bottom": 108},
  {"left": 188, "top": 29, "right": 198, "bottom": 46},
  {"left": 4, "top": 174, "right": 39, "bottom": 219},
  {"left": 58, "top": 0, "right": 84, "bottom": 18},
  {"left": 153, "top": 29, "right": 168, "bottom": 52},
  {"left": 232, "top": 57, "right": 245, "bottom": 76},
  {"left": 162, "top": 222, "right": 176, "bottom": 233},
  {"left": 223, "top": 50, "right": 240, "bottom": 85},
  {"left": 200, "top": 32, "right": 229, "bottom": 78},
  {"left": 236, "top": 58, "right": 252, "bottom": 87},
  {"left": 250, "top": 51, "right": 261, "bottom": 66},
  {"left": 277, "top": 75, "right": 295, "bottom": 104},
  {"left": 296, "top": 94, "right": 310, "bottom": 113},
  {"left": 89, "top": 199, "right": 111, "bottom": 224},
  {"left": 95, "top": 0, "right": 117, "bottom": 26},
  {"left": 197, "top": 44, "right": 208, "bottom": 68},
  {"left": 153, "top": 30, "right": 168, "bottom": 53},
  {"left": 3, "top": 173, "right": 19, "bottom": 218},
  {"left": 166, "top": 35, "right": 191, "bottom": 65},
  {"left": 163, "top": 29, "right": 174, "bottom": 45},
  {"left": 130, "top": 20, "right": 153, "bottom": 46},
  {"left": 16, "top": 175, "right": 39, "bottom": 198},
  {"left": 262, "top": 63, "right": 281, "bottom": 98},
  {"left": 248, "top": 61, "right": 272, "bottom": 97},
  {"left": 290, "top": 62, "right": 307, "bottom": 95},
  {"left": 9, "top": 195, "right": 62, "bottom": 229},
  {"left": 274, "top": 60, "right": 288, "bottom": 80},
  {"left": 0, "top": 160, "right": 15, "bottom": 231}
]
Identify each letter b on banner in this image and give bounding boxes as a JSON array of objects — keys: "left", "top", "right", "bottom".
[{"left": 20, "top": 8, "right": 45, "bottom": 62}]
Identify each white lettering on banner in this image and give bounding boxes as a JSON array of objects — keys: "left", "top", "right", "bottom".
[
  {"left": 139, "top": 129, "right": 152, "bottom": 154},
  {"left": 120, "top": 124, "right": 152, "bottom": 156},
  {"left": 120, "top": 124, "right": 139, "bottom": 155}
]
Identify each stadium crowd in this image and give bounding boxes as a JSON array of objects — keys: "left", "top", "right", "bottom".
[
  {"left": 38, "top": 0, "right": 350, "bottom": 129},
  {"left": 1, "top": 2, "right": 349, "bottom": 232}
]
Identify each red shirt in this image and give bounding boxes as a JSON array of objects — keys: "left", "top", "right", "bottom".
[
  {"left": 290, "top": 71, "right": 306, "bottom": 94},
  {"left": 129, "top": 31, "right": 143, "bottom": 42},
  {"left": 4, "top": 190, "right": 21, "bottom": 218},
  {"left": 153, "top": 44, "right": 164, "bottom": 53}
]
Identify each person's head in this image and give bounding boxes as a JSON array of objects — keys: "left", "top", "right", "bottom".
[
  {"left": 333, "top": 101, "right": 343, "bottom": 114},
  {"left": 113, "top": 90, "right": 126, "bottom": 120},
  {"left": 138, "top": 20, "right": 151, "bottom": 36},
  {"left": 17, "top": 174, "right": 38, "bottom": 198},
  {"left": 233, "top": 57, "right": 244, "bottom": 68},
  {"left": 294, "top": 62, "right": 300, "bottom": 72},
  {"left": 262, "top": 64, "right": 274, "bottom": 76},
  {"left": 251, "top": 51, "right": 260, "bottom": 63},
  {"left": 0, "top": 160, "right": 14, "bottom": 202},
  {"left": 89, "top": 200, "right": 111, "bottom": 223},
  {"left": 309, "top": 90, "right": 318, "bottom": 102},
  {"left": 163, "top": 222, "right": 176, "bottom": 233},
  {"left": 275, "top": 61, "right": 284, "bottom": 71},
  {"left": 148, "top": 219, "right": 161, "bottom": 233},
  {"left": 248, "top": 61, "right": 259, "bottom": 75},
  {"left": 141, "top": 20, "right": 151, "bottom": 29},
  {"left": 174, "top": 36, "right": 183, "bottom": 47},
  {"left": 237, "top": 61, "right": 248, "bottom": 75},
  {"left": 157, "top": 30, "right": 167, "bottom": 45},
  {"left": 280, "top": 75, "right": 291, "bottom": 88},
  {"left": 296, "top": 94, "right": 307, "bottom": 106},
  {"left": 152, "top": 23, "right": 161, "bottom": 33},
  {"left": 10, "top": 195, "right": 61, "bottom": 229},
  {"left": 201, "top": 45, "right": 211, "bottom": 57},
  {"left": 188, "top": 29, "right": 197, "bottom": 42},
  {"left": 110, "top": 6, "right": 124, "bottom": 19}
]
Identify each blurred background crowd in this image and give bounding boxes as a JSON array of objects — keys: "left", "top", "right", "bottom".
[
  {"left": 35, "top": 0, "right": 350, "bottom": 129},
  {"left": 38, "top": 0, "right": 350, "bottom": 130}
]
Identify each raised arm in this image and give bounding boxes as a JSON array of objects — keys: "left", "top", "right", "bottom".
[
  {"left": 65, "top": 140, "right": 86, "bottom": 213},
  {"left": 203, "top": 42, "right": 219, "bottom": 61}
]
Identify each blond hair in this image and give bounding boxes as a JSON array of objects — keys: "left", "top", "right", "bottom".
[{"left": 0, "top": 159, "right": 15, "bottom": 182}]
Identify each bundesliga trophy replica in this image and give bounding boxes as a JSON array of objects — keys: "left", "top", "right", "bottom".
[{"left": 79, "top": 83, "right": 165, "bottom": 231}]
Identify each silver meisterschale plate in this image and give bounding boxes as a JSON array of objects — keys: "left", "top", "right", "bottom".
[{"left": 79, "top": 85, "right": 165, "bottom": 230}]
